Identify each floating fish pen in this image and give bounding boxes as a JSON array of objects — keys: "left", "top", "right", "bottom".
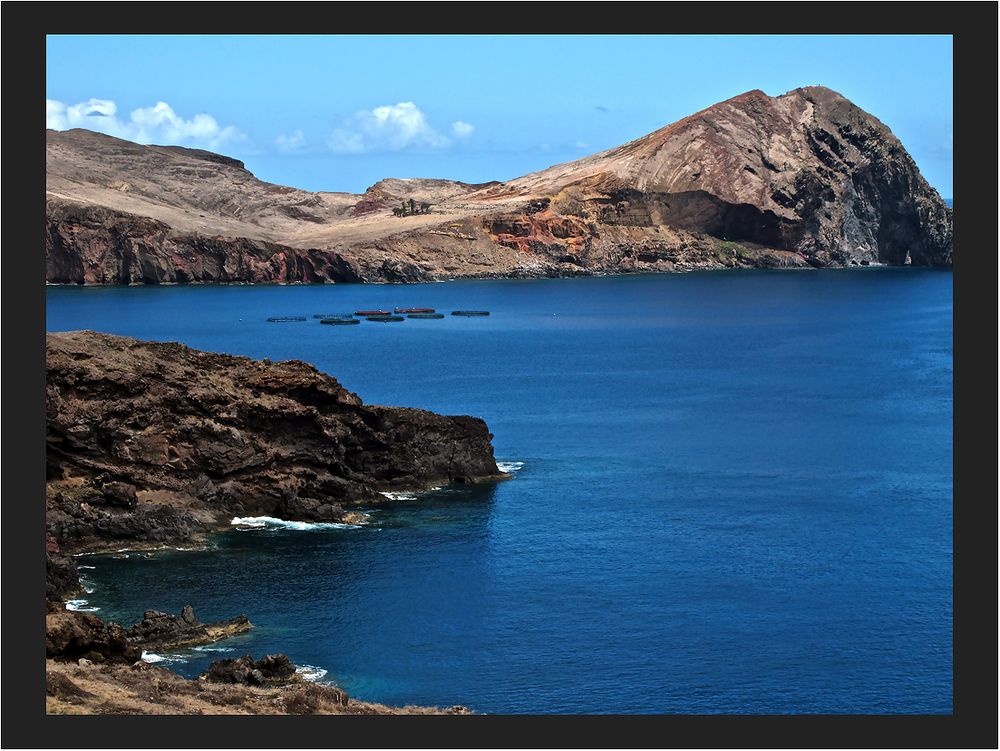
[
  {"left": 355, "top": 309, "right": 391, "bottom": 317},
  {"left": 407, "top": 313, "right": 445, "bottom": 319},
  {"left": 320, "top": 317, "right": 361, "bottom": 325},
  {"left": 267, "top": 316, "right": 307, "bottom": 322},
  {"left": 366, "top": 315, "right": 405, "bottom": 323},
  {"left": 451, "top": 310, "right": 491, "bottom": 317},
  {"left": 312, "top": 313, "right": 355, "bottom": 319},
  {"left": 394, "top": 307, "right": 436, "bottom": 314}
]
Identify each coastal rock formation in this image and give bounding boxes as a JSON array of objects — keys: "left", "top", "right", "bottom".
[
  {"left": 45, "top": 86, "right": 951, "bottom": 284},
  {"left": 202, "top": 654, "right": 300, "bottom": 688},
  {"left": 43, "top": 596, "right": 472, "bottom": 715},
  {"left": 125, "top": 607, "right": 252, "bottom": 651},
  {"left": 46, "top": 330, "right": 501, "bottom": 553},
  {"left": 46, "top": 534, "right": 80, "bottom": 604},
  {"left": 46, "top": 606, "right": 252, "bottom": 663},
  {"left": 45, "top": 610, "right": 142, "bottom": 664}
]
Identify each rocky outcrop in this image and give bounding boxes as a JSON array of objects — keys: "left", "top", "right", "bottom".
[
  {"left": 46, "top": 199, "right": 363, "bottom": 285},
  {"left": 202, "top": 654, "right": 300, "bottom": 688},
  {"left": 45, "top": 87, "right": 950, "bottom": 285},
  {"left": 46, "top": 330, "right": 501, "bottom": 553},
  {"left": 125, "top": 607, "right": 252, "bottom": 651},
  {"left": 43, "top": 608, "right": 471, "bottom": 715},
  {"left": 45, "top": 606, "right": 252, "bottom": 663},
  {"left": 46, "top": 534, "right": 80, "bottom": 604},
  {"left": 45, "top": 610, "right": 143, "bottom": 664}
]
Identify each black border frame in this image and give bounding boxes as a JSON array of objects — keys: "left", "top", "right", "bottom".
[{"left": 3, "top": 3, "right": 997, "bottom": 748}]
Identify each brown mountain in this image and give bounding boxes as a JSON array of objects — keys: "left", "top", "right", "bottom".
[{"left": 45, "top": 86, "right": 952, "bottom": 285}]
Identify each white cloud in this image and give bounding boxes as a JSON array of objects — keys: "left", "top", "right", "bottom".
[
  {"left": 46, "top": 97, "right": 243, "bottom": 150},
  {"left": 275, "top": 129, "right": 307, "bottom": 153},
  {"left": 575, "top": 140, "right": 590, "bottom": 149},
  {"left": 327, "top": 102, "right": 471, "bottom": 154},
  {"left": 451, "top": 121, "right": 475, "bottom": 138}
]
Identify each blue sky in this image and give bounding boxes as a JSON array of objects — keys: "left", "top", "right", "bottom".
[{"left": 46, "top": 35, "right": 953, "bottom": 196}]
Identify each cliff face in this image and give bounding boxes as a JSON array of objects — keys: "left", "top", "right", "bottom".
[
  {"left": 46, "top": 331, "right": 501, "bottom": 553},
  {"left": 45, "top": 87, "right": 951, "bottom": 284},
  {"left": 46, "top": 200, "right": 363, "bottom": 285}
]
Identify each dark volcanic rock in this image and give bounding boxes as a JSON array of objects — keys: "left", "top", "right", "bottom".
[
  {"left": 45, "top": 605, "right": 252, "bottom": 663},
  {"left": 202, "top": 654, "right": 301, "bottom": 688},
  {"left": 46, "top": 330, "right": 501, "bottom": 552},
  {"left": 45, "top": 610, "right": 142, "bottom": 664},
  {"left": 46, "top": 534, "right": 80, "bottom": 604},
  {"left": 100, "top": 481, "right": 138, "bottom": 508},
  {"left": 125, "top": 606, "right": 252, "bottom": 650}
]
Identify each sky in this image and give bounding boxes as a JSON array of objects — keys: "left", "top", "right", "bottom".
[{"left": 46, "top": 35, "right": 953, "bottom": 197}]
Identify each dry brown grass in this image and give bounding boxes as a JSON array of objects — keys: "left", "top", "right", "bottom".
[{"left": 45, "top": 659, "right": 471, "bottom": 716}]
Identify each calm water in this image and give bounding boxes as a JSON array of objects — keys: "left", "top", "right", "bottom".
[{"left": 47, "top": 270, "right": 953, "bottom": 714}]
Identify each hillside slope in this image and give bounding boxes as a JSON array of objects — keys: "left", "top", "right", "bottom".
[{"left": 45, "top": 87, "right": 952, "bottom": 285}]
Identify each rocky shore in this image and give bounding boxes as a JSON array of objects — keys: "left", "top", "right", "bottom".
[
  {"left": 45, "top": 331, "right": 502, "bottom": 714},
  {"left": 46, "top": 330, "right": 501, "bottom": 556},
  {"left": 46, "top": 86, "right": 951, "bottom": 285},
  {"left": 44, "top": 605, "right": 470, "bottom": 715}
]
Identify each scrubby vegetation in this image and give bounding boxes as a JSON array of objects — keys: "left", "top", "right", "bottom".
[{"left": 393, "top": 200, "right": 432, "bottom": 217}]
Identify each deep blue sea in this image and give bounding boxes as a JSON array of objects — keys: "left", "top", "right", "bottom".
[{"left": 46, "top": 270, "right": 953, "bottom": 714}]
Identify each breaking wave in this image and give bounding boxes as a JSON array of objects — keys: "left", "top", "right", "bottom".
[
  {"left": 230, "top": 516, "right": 361, "bottom": 531},
  {"left": 65, "top": 599, "right": 99, "bottom": 612},
  {"left": 140, "top": 651, "right": 189, "bottom": 664},
  {"left": 497, "top": 461, "right": 524, "bottom": 473},
  {"left": 295, "top": 665, "right": 330, "bottom": 683},
  {"left": 379, "top": 491, "right": 418, "bottom": 501}
]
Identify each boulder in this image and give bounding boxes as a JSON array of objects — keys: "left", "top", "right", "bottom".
[
  {"left": 45, "top": 610, "right": 142, "bottom": 664},
  {"left": 203, "top": 654, "right": 298, "bottom": 686}
]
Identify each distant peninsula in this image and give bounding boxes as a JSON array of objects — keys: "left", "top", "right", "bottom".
[{"left": 46, "top": 86, "right": 952, "bottom": 285}]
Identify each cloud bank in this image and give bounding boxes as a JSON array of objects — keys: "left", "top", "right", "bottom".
[
  {"left": 327, "top": 102, "right": 473, "bottom": 154},
  {"left": 46, "top": 98, "right": 243, "bottom": 150}
]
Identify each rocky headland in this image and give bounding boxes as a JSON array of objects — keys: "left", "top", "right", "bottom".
[
  {"left": 46, "top": 330, "right": 501, "bottom": 556},
  {"left": 46, "top": 86, "right": 952, "bottom": 285},
  {"left": 45, "top": 330, "right": 501, "bottom": 714}
]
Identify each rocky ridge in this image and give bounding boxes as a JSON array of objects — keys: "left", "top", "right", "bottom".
[
  {"left": 45, "top": 86, "right": 951, "bottom": 284},
  {"left": 46, "top": 330, "right": 501, "bottom": 558}
]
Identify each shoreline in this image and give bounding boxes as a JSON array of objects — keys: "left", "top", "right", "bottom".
[
  {"left": 50, "top": 482, "right": 503, "bottom": 713},
  {"left": 43, "top": 263, "right": 951, "bottom": 289},
  {"left": 49, "top": 480, "right": 506, "bottom": 715}
]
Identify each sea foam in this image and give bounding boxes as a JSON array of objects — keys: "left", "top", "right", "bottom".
[
  {"left": 295, "top": 665, "right": 330, "bottom": 683},
  {"left": 379, "top": 491, "right": 418, "bottom": 501},
  {"left": 140, "top": 651, "right": 188, "bottom": 664},
  {"left": 497, "top": 461, "right": 524, "bottom": 473},
  {"left": 231, "top": 516, "right": 361, "bottom": 531},
  {"left": 65, "top": 599, "right": 99, "bottom": 612}
]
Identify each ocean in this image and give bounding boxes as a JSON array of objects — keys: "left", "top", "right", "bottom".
[{"left": 47, "top": 269, "right": 953, "bottom": 714}]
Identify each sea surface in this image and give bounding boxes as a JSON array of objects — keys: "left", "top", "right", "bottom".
[{"left": 47, "top": 270, "right": 953, "bottom": 714}]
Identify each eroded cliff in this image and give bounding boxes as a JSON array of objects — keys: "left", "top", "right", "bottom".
[{"left": 46, "top": 331, "right": 501, "bottom": 554}]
